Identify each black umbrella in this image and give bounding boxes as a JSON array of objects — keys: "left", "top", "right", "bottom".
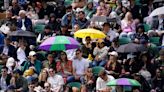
[
  {"left": 9, "top": 29, "right": 36, "bottom": 37},
  {"left": 117, "top": 43, "right": 147, "bottom": 53}
]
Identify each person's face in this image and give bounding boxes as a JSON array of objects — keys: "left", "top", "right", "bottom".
[
  {"left": 50, "top": 17, "right": 55, "bottom": 21},
  {"left": 47, "top": 55, "right": 54, "bottom": 61},
  {"left": 103, "top": 25, "right": 110, "bottom": 31},
  {"left": 67, "top": 14, "right": 72, "bottom": 20},
  {"left": 6, "top": 12, "right": 13, "bottom": 18},
  {"left": 12, "top": 0, "right": 18, "bottom": 6},
  {"left": 44, "top": 83, "right": 51, "bottom": 91},
  {"left": 48, "top": 69, "right": 55, "bottom": 77},
  {"left": 126, "top": 13, "right": 132, "bottom": 20},
  {"left": 60, "top": 52, "right": 66, "bottom": 59},
  {"left": 78, "top": 12, "right": 85, "bottom": 19},
  {"left": 19, "top": 13, "right": 26, "bottom": 19},
  {"left": 74, "top": 24, "right": 80, "bottom": 31},
  {"left": 100, "top": 2, "right": 105, "bottom": 7},
  {"left": 141, "top": 56, "right": 147, "bottom": 62},
  {"left": 86, "top": 38, "right": 91, "bottom": 44},
  {"left": 45, "top": 29, "right": 51, "bottom": 33},
  {"left": 138, "top": 28, "right": 144, "bottom": 33},
  {"left": 30, "top": 55, "right": 37, "bottom": 61},
  {"left": 109, "top": 55, "right": 117, "bottom": 61},
  {"left": 28, "top": 84, "right": 35, "bottom": 91},
  {"left": 42, "top": 70, "right": 48, "bottom": 76},
  {"left": 4, "top": 39, "right": 10, "bottom": 45},
  {"left": 1, "top": 69, "right": 7, "bottom": 76},
  {"left": 88, "top": 3, "right": 93, "bottom": 9},
  {"left": 156, "top": 69, "right": 161, "bottom": 77},
  {"left": 97, "top": 7, "right": 103, "bottom": 14},
  {"left": 76, "top": 51, "right": 82, "bottom": 58}
]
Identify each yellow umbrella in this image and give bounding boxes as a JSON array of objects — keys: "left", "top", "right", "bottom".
[{"left": 74, "top": 28, "right": 106, "bottom": 39}]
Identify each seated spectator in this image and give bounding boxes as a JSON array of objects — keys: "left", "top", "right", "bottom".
[
  {"left": 22, "top": 51, "right": 42, "bottom": 75},
  {"left": 6, "top": 57, "right": 18, "bottom": 74},
  {"left": 47, "top": 68, "right": 64, "bottom": 92},
  {"left": 61, "top": 12, "right": 76, "bottom": 29},
  {"left": 92, "top": 40, "right": 109, "bottom": 67},
  {"left": 152, "top": 68, "right": 164, "bottom": 92},
  {"left": 43, "top": 82, "right": 53, "bottom": 92},
  {"left": 17, "top": 10, "right": 32, "bottom": 31},
  {"left": 10, "top": 69, "right": 28, "bottom": 91},
  {"left": 81, "top": 67, "right": 95, "bottom": 92},
  {"left": 42, "top": 53, "right": 56, "bottom": 69},
  {"left": 96, "top": 70, "right": 115, "bottom": 92},
  {"left": 10, "top": 0, "right": 21, "bottom": 16},
  {"left": 38, "top": 69, "right": 48, "bottom": 88},
  {"left": 48, "top": 13, "right": 61, "bottom": 32},
  {"left": 72, "top": 49, "right": 89, "bottom": 84},
  {"left": 81, "top": 36, "right": 93, "bottom": 59},
  {"left": 37, "top": 25, "right": 55, "bottom": 43},
  {"left": 106, "top": 51, "right": 122, "bottom": 78},
  {"left": 57, "top": 25, "right": 71, "bottom": 36},
  {"left": 134, "top": 24, "right": 149, "bottom": 43},
  {"left": 75, "top": 11, "right": 90, "bottom": 29},
  {"left": 102, "top": 22, "right": 118, "bottom": 46},
  {"left": 0, "top": 66, "right": 12, "bottom": 91},
  {"left": 28, "top": 81, "right": 36, "bottom": 92},
  {"left": 120, "top": 12, "right": 136, "bottom": 39},
  {"left": 72, "top": 0, "right": 86, "bottom": 9},
  {"left": 83, "top": 0, "right": 96, "bottom": 20},
  {"left": 56, "top": 51, "right": 73, "bottom": 83},
  {"left": 0, "top": 37, "right": 16, "bottom": 65}
]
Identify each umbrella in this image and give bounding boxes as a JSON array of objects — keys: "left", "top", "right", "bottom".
[
  {"left": 9, "top": 29, "right": 36, "bottom": 37},
  {"left": 74, "top": 28, "right": 106, "bottom": 39},
  {"left": 106, "top": 78, "right": 141, "bottom": 86},
  {"left": 117, "top": 43, "right": 147, "bottom": 53},
  {"left": 39, "top": 36, "right": 80, "bottom": 51},
  {"left": 149, "top": 6, "right": 164, "bottom": 17}
]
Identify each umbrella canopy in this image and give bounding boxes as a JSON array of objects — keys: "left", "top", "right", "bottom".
[
  {"left": 117, "top": 43, "right": 147, "bottom": 53},
  {"left": 74, "top": 28, "right": 106, "bottom": 39},
  {"left": 9, "top": 30, "right": 36, "bottom": 37},
  {"left": 39, "top": 36, "right": 80, "bottom": 51},
  {"left": 106, "top": 78, "right": 141, "bottom": 86},
  {"left": 149, "top": 6, "right": 164, "bottom": 17}
]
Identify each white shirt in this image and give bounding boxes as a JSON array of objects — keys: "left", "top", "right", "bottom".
[
  {"left": 96, "top": 75, "right": 115, "bottom": 91},
  {"left": 2, "top": 46, "right": 8, "bottom": 55},
  {"left": 107, "top": 29, "right": 118, "bottom": 42},
  {"left": 47, "top": 74, "right": 64, "bottom": 88},
  {"left": 17, "top": 47, "right": 27, "bottom": 65},
  {"left": 72, "top": 58, "right": 89, "bottom": 76},
  {"left": 21, "top": 19, "right": 26, "bottom": 31},
  {"left": 0, "top": 76, "right": 7, "bottom": 90}
]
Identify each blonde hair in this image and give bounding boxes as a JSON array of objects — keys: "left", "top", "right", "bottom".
[{"left": 38, "top": 69, "right": 48, "bottom": 82}]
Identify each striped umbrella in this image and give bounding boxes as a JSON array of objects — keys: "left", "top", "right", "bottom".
[{"left": 39, "top": 36, "right": 80, "bottom": 51}]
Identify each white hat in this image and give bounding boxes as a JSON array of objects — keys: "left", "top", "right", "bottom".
[
  {"left": 6, "top": 57, "right": 15, "bottom": 67},
  {"left": 29, "top": 51, "right": 36, "bottom": 56},
  {"left": 108, "top": 51, "right": 118, "bottom": 57}
]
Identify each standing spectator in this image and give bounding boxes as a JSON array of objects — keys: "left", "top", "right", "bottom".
[
  {"left": 72, "top": 49, "right": 89, "bottom": 84},
  {"left": 0, "top": 66, "right": 11, "bottom": 91},
  {"left": 47, "top": 68, "right": 64, "bottom": 92},
  {"left": 10, "top": 69, "right": 28, "bottom": 92},
  {"left": 22, "top": 51, "right": 42, "bottom": 75},
  {"left": 56, "top": 51, "right": 73, "bottom": 83},
  {"left": 96, "top": 70, "right": 115, "bottom": 92},
  {"left": 17, "top": 10, "right": 32, "bottom": 31},
  {"left": 92, "top": 40, "right": 109, "bottom": 67}
]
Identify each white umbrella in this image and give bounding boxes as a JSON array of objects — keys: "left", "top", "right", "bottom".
[{"left": 149, "top": 6, "right": 164, "bottom": 17}]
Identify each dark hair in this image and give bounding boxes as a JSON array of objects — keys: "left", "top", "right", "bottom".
[
  {"left": 136, "top": 24, "right": 145, "bottom": 33},
  {"left": 76, "top": 48, "right": 82, "bottom": 52},
  {"left": 1, "top": 66, "right": 8, "bottom": 71},
  {"left": 59, "top": 51, "right": 68, "bottom": 61},
  {"left": 44, "top": 25, "right": 51, "bottom": 30},
  {"left": 78, "top": 11, "right": 85, "bottom": 15}
]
